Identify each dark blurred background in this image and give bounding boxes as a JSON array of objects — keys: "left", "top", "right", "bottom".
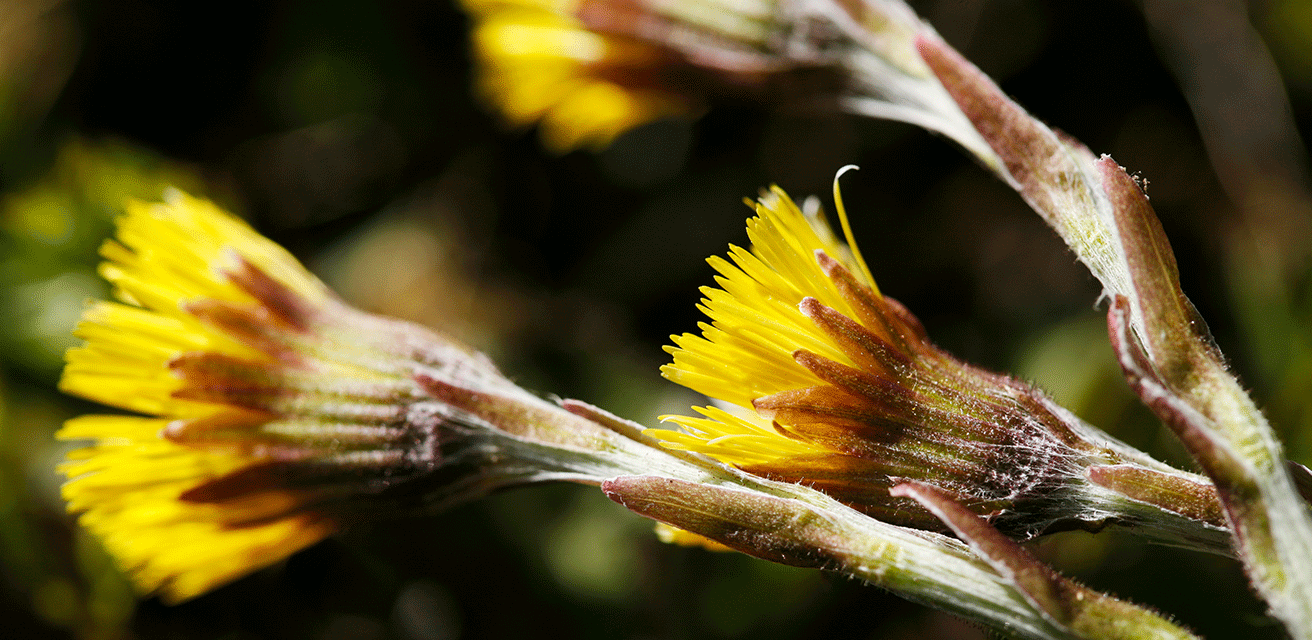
[{"left": 2, "top": 0, "right": 1311, "bottom": 638}]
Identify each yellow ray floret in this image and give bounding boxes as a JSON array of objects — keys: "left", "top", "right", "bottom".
[
  {"left": 655, "top": 174, "right": 879, "bottom": 465},
  {"left": 462, "top": 0, "right": 690, "bottom": 151},
  {"left": 58, "top": 190, "right": 339, "bottom": 603}
]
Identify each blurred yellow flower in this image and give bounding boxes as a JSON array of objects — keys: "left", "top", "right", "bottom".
[
  {"left": 457, "top": 0, "right": 1000, "bottom": 162},
  {"left": 462, "top": 0, "right": 693, "bottom": 152}
]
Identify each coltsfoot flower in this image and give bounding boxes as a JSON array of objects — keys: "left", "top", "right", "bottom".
[
  {"left": 655, "top": 171, "right": 1225, "bottom": 540},
  {"left": 461, "top": 0, "right": 695, "bottom": 152},
  {"left": 58, "top": 189, "right": 622, "bottom": 602},
  {"left": 459, "top": 0, "right": 996, "bottom": 163}
]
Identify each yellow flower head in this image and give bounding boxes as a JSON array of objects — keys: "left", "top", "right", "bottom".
[
  {"left": 457, "top": 0, "right": 995, "bottom": 159},
  {"left": 656, "top": 173, "right": 1097, "bottom": 536},
  {"left": 59, "top": 191, "right": 344, "bottom": 602},
  {"left": 58, "top": 189, "right": 559, "bottom": 602},
  {"left": 462, "top": 0, "right": 694, "bottom": 152}
]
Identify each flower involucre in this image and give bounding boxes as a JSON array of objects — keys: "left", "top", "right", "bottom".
[
  {"left": 657, "top": 179, "right": 1117, "bottom": 536},
  {"left": 58, "top": 190, "right": 563, "bottom": 602}
]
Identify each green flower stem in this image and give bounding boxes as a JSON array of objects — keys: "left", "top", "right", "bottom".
[
  {"left": 599, "top": 469, "right": 1197, "bottom": 640},
  {"left": 882, "top": 18, "right": 1312, "bottom": 636},
  {"left": 604, "top": 473, "right": 1083, "bottom": 640},
  {"left": 893, "top": 481, "right": 1199, "bottom": 640},
  {"left": 1110, "top": 299, "right": 1312, "bottom": 639},
  {"left": 474, "top": 399, "right": 1201, "bottom": 640}
]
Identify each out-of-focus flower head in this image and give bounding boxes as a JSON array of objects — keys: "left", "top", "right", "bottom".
[
  {"left": 460, "top": 0, "right": 996, "bottom": 162},
  {"left": 58, "top": 190, "right": 618, "bottom": 602},
  {"left": 656, "top": 172, "right": 1152, "bottom": 538},
  {"left": 461, "top": 0, "right": 696, "bottom": 152}
]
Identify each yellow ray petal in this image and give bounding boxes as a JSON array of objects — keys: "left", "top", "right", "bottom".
[{"left": 657, "top": 184, "right": 876, "bottom": 467}]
